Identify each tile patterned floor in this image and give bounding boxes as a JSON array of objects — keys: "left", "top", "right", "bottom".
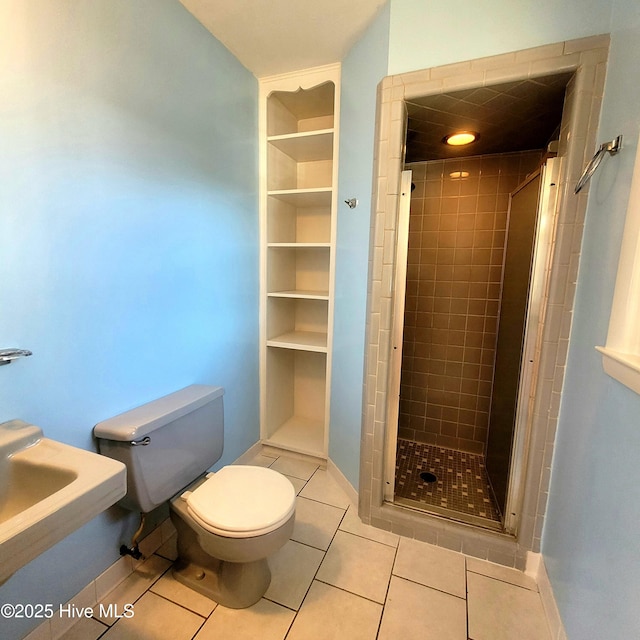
[
  {"left": 395, "top": 439, "right": 502, "bottom": 523},
  {"left": 59, "top": 450, "right": 551, "bottom": 640}
]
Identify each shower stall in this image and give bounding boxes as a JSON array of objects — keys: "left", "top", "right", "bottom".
[
  {"left": 386, "top": 151, "right": 560, "bottom": 532},
  {"left": 359, "top": 37, "right": 608, "bottom": 565}
]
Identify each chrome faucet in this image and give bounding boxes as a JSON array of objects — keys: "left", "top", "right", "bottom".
[{"left": 0, "top": 349, "right": 33, "bottom": 366}]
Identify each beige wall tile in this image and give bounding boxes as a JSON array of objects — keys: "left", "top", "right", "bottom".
[
  {"left": 515, "top": 43, "right": 565, "bottom": 63},
  {"left": 563, "top": 33, "right": 610, "bottom": 54}
]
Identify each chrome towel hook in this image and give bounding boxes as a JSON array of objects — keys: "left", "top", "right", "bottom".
[{"left": 575, "top": 135, "right": 623, "bottom": 194}]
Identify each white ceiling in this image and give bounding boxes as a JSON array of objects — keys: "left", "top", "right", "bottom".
[{"left": 179, "top": 0, "right": 387, "bottom": 77}]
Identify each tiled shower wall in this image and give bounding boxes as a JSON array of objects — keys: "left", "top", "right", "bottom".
[{"left": 399, "top": 152, "right": 541, "bottom": 454}]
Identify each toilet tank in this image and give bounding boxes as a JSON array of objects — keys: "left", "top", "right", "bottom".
[{"left": 94, "top": 385, "right": 224, "bottom": 513}]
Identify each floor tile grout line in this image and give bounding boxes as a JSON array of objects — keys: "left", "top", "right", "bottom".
[
  {"left": 280, "top": 605, "right": 297, "bottom": 640},
  {"left": 288, "top": 536, "right": 335, "bottom": 554},
  {"left": 94, "top": 557, "right": 173, "bottom": 628},
  {"left": 375, "top": 536, "right": 400, "bottom": 639},
  {"left": 92, "top": 618, "right": 110, "bottom": 640},
  {"left": 261, "top": 595, "right": 299, "bottom": 614},
  {"left": 313, "top": 578, "right": 387, "bottom": 607},
  {"left": 332, "top": 527, "right": 398, "bottom": 550},
  {"left": 98, "top": 553, "right": 174, "bottom": 629},
  {"left": 86, "top": 616, "right": 110, "bottom": 631},
  {"left": 188, "top": 604, "right": 209, "bottom": 640},
  {"left": 466, "top": 568, "right": 539, "bottom": 592},
  {"left": 336, "top": 525, "right": 399, "bottom": 549},
  {"left": 267, "top": 454, "right": 319, "bottom": 483},
  {"left": 296, "top": 494, "right": 348, "bottom": 511},
  {"left": 146, "top": 588, "right": 210, "bottom": 620},
  {"left": 283, "top": 502, "right": 349, "bottom": 639},
  {"left": 389, "top": 573, "right": 468, "bottom": 602}
]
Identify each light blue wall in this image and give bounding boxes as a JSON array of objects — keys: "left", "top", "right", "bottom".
[
  {"left": 388, "top": 0, "right": 612, "bottom": 75},
  {"left": 542, "top": 1, "right": 640, "bottom": 637},
  {"left": 330, "top": 5, "right": 390, "bottom": 489},
  {"left": 0, "top": 1, "right": 258, "bottom": 637}
]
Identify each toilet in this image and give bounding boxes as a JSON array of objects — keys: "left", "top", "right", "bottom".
[{"left": 94, "top": 385, "right": 295, "bottom": 608}]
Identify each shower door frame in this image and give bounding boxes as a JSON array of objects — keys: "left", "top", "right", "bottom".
[
  {"left": 501, "top": 157, "right": 559, "bottom": 533},
  {"left": 384, "top": 170, "right": 412, "bottom": 502}
]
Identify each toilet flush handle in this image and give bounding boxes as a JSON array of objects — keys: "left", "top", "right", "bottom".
[{"left": 130, "top": 436, "right": 151, "bottom": 446}]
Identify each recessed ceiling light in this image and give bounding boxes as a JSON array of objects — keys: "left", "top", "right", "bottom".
[{"left": 443, "top": 131, "right": 478, "bottom": 146}]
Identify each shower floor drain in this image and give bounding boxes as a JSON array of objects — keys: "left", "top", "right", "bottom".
[{"left": 419, "top": 471, "right": 437, "bottom": 483}]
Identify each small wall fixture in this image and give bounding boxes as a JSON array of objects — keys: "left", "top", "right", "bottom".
[
  {"left": 443, "top": 131, "right": 478, "bottom": 146},
  {"left": 0, "top": 348, "right": 33, "bottom": 366},
  {"left": 575, "top": 135, "right": 623, "bottom": 194},
  {"left": 344, "top": 198, "right": 358, "bottom": 209}
]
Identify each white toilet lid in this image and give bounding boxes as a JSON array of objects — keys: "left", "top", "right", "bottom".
[{"left": 185, "top": 465, "right": 296, "bottom": 537}]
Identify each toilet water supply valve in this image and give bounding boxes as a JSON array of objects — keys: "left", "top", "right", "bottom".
[{"left": 120, "top": 513, "right": 146, "bottom": 560}]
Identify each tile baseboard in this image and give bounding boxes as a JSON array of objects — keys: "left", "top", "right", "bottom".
[
  {"left": 326, "top": 458, "right": 358, "bottom": 507},
  {"left": 527, "top": 551, "right": 567, "bottom": 640}
]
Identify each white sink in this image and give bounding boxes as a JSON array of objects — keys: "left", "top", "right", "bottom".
[{"left": 0, "top": 420, "right": 126, "bottom": 585}]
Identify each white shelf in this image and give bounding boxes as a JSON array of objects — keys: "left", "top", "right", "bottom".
[
  {"left": 264, "top": 416, "right": 325, "bottom": 457},
  {"left": 268, "top": 130, "right": 334, "bottom": 162},
  {"left": 268, "top": 188, "right": 332, "bottom": 207},
  {"left": 267, "top": 331, "right": 327, "bottom": 352},
  {"left": 268, "top": 242, "right": 331, "bottom": 248},
  {"left": 267, "top": 289, "right": 329, "bottom": 300}
]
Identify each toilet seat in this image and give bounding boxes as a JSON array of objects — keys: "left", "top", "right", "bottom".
[{"left": 183, "top": 465, "right": 296, "bottom": 538}]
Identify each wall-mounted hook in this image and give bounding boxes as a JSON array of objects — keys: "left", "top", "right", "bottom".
[
  {"left": 0, "top": 348, "right": 33, "bottom": 366},
  {"left": 575, "top": 135, "right": 623, "bottom": 194},
  {"left": 344, "top": 198, "right": 358, "bottom": 209}
]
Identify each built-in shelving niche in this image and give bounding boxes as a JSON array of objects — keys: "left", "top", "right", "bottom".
[{"left": 260, "top": 70, "right": 339, "bottom": 459}]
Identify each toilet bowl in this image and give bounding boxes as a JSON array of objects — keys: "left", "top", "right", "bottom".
[
  {"left": 94, "top": 385, "right": 296, "bottom": 609},
  {"left": 169, "top": 465, "right": 295, "bottom": 608}
]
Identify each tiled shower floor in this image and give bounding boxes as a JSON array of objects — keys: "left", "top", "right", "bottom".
[{"left": 394, "top": 439, "right": 502, "bottom": 525}]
